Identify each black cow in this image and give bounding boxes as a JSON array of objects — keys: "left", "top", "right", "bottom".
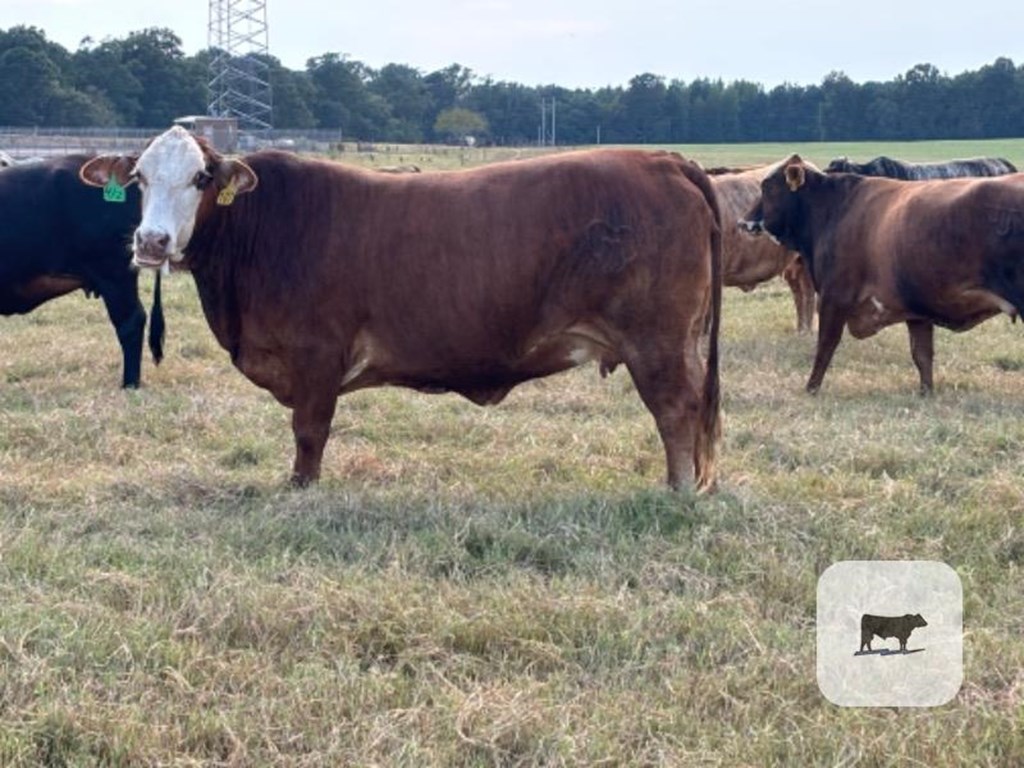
[
  {"left": 1, "top": 154, "right": 164, "bottom": 388},
  {"left": 860, "top": 613, "right": 927, "bottom": 653},
  {"left": 826, "top": 155, "right": 1017, "bottom": 179}
]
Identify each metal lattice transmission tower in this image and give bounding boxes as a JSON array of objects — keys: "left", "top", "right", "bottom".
[{"left": 208, "top": 0, "right": 273, "bottom": 129}]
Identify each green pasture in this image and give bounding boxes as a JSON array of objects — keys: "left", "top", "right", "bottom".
[
  {"left": 0, "top": 141, "right": 1022, "bottom": 765},
  {"left": 335, "top": 137, "right": 1024, "bottom": 173}
]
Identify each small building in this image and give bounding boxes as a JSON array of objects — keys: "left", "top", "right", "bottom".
[{"left": 173, "top": 116, "right": 239, "bottom": 152}]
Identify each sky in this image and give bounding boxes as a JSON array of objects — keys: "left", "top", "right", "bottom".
[{"left": 6, "top": 0, "right": 1022, "bottom": 89}]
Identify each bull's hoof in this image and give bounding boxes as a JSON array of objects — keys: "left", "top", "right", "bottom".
[{"left": 288, "top": 473, "right": 317, "bottom": 488}]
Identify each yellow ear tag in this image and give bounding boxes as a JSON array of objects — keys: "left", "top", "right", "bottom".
[{"left": 216, "top": 181, "right": 237, "bottom": 206}]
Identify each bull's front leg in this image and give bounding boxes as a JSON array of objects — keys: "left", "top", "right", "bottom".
[
  {"left": 290, "top": 392, "right": 339, "bottom": 486},
  {"left": 807, "top": 302, "right": 846, "bottom": 394},
  {"left": 906, "top": 319, "right": 935, "bottom": 395}
]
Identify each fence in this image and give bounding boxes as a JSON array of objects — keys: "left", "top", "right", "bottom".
[{"left": 0, "top": 127, "right": 346, "bottom": 158}]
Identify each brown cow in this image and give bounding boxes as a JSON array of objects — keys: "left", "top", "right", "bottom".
[
  {"left": 709, "top": 163, "right": 815, "bottom": 332},
  {"left": 742, "top": 154, "right": 1024, "bottom": 394},
  {"left": 80, "top": 127, "right": 722, "bottom": 490}
]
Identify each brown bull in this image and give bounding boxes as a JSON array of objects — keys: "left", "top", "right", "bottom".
[
  {"left": 743, "top": 154, "right": 1024, "bottom": 394},
  {"left": 81, "top": 127, "right": 723, "bottom": 490},
  {"left": 709, "top": 163, "right": 815, "bottom": 332}
]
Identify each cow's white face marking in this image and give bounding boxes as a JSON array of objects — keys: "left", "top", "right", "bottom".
[{"left": 133, "top": 126, "right": 208, "bottom": 268}]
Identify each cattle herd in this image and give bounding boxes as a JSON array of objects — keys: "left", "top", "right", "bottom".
[{"left": 2, "top": 126, "right": 1022, "bottom": 491}]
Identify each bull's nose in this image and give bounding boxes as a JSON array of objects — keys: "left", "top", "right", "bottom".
[
  {"left": 135, "top": 230, "right": 170, "bottom": 251},
  {"left": 133, "top": 229, "right": 172, "bottom": 268}
]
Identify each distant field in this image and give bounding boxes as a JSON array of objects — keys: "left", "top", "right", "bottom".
[
  {"left": 1, "top": 143, "right": 1022, "bottom": 765},
  {"left": 334, "top": 137, "right": 1024, "bottom": 173}
]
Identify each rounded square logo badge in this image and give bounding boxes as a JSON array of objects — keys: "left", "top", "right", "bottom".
[{"left": 817, "top": 560, "right": 962, "bottom": 707}]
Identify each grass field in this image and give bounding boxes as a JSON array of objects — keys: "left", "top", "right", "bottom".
[
  {"left": 337, "top": 137, "right": 1024, "bottom": 173},
  {"left": 1, "top": 140, "right": 1023, "bottom": 765}
]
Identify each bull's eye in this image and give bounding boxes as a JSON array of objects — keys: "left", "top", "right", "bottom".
[{"left": 194, "top": 170, "right": 214, "bottom": 190}]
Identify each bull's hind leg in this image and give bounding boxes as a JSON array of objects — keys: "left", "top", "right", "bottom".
[{"left": 625, "top": 341, "right": 705, "bottom": 490}]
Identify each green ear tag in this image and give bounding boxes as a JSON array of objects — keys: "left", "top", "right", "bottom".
[
  {"left": 103, "top": 178, "right": 126, "bottom": 203},
  {"left": 216, "top": 182, "right": 237, "bottom": 206}
]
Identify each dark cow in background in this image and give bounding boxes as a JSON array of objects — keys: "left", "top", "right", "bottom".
[
  {"left": 860, "top": 613, "right": 927, "bottom": 653},
  {"left": 826, "top": 155, "right": 1017, "bottom": 179},
  {"left": 1, "top": 154, "right": 164, "bottom": 388},
  {"left": 708, "top": 163, "right": 816, "bottom": 332},
  {"left": 81, "top": 127, "right": 722, "bottom": 490},
  {"left": 742, "top": 155, "right": 1024, "bottom": 394}
]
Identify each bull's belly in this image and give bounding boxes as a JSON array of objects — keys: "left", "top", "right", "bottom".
[
  {"left": 232, "top": 345, "right": 295, "bottom": 405},
  {"left": 228, "top": 321, "right": 628, "bottom": 409},
  {"left": 0, "top": 274, "right": 85, "bottom": 315},
  {"left": 724, "top": 254, "right": 793, "bottom": 291},
  {"left": 846, "top": 288, "right": 1009, "bottom": 338},
  {"left": 846, "top": 295, "right": 906, "bottom": 339},
  {"left": 338, "top": 323, "right": 623, "bottom": 406}
]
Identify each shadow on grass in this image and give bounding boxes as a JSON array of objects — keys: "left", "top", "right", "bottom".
[
  {"left": 854, "top": 648, "right": 925, "bottom": 657},
  {"left": 144, "top": 480, "right": 742, "bottom": 580}
]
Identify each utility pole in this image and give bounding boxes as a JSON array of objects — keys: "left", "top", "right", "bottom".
[{"left": 540, "top": 96, "right": 557, "bottom": 146}]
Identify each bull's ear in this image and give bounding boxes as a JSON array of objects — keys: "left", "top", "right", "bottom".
[
  {"left": 785, "top": 163, "right": 806, "bottom": 192},
  {"left": 79, "top": 155, "right": 137, "bottom": 188},
  {"left": 213, "top": 158, "right": 258, "bottom": 206}
]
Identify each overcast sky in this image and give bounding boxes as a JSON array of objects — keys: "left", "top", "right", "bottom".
[{"left": 7, "top": 0, "right": 1021, "bottom": 89}]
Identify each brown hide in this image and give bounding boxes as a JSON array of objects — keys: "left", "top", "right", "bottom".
[
  {"left": 711, "top": 165, "right": 815, "bottom": 332},
  {"left": 755, "top": 156, "right": 1024, "bottom": 393},
  {"left": 184, "top": 148, "right": 723, "bottom": 489}
]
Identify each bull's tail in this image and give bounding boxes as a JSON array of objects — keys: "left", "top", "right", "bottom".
[
  {"left": 148, "top": 270, "right": 165, "bottom": 365},
  {"left": 679, "top": 159, "right": 722, "bottom": 492}
]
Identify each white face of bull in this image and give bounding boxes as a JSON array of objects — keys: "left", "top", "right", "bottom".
[
  {"left": 78, "top": 127, "right": 257, "bottom": 270},
  {"left": 132, "top": 126, "right": 212, "bottom": 268}
]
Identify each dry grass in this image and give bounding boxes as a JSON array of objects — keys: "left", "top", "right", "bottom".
[{"left": 1, "top": 141, "right": 1023, "bottom": 766}]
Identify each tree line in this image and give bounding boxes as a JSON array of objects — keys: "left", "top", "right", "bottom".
[{"left": 2, "top": 24, "right": 1022, "bottom": 144}]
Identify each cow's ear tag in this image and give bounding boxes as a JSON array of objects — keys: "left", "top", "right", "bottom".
[
  {"left": 216, "top": 181, "right": 237, "bottom": 206},
  {"left": 103, "top": 178, "right": 126, "bottom": 203}
]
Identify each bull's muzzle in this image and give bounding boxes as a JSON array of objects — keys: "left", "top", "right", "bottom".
[{"left": 133, "top": 229, "right": 172, "bottom": 269}]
